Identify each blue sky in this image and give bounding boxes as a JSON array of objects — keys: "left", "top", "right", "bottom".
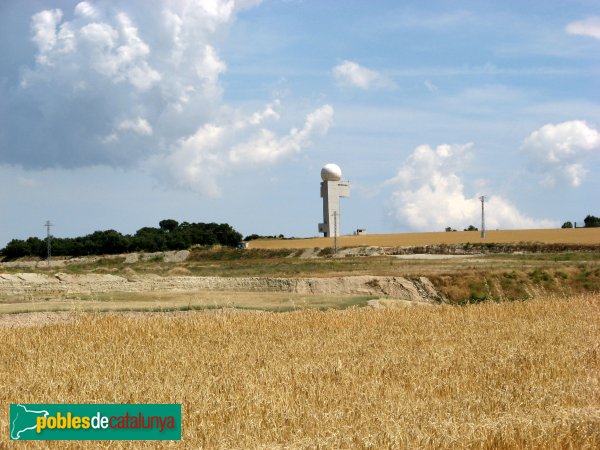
[{"left": 0, "top": 0, "right": 599, "bottom": 247}]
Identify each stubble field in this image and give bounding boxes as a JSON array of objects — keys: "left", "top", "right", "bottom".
[
  {"left": 1, "top": 293, "right": 598, "bottom": 449},
  {"left": 248, "top": 227, "right": 600, "bottom": 249}
]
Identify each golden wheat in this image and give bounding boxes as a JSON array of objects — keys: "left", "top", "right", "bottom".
[
  {"left": 249, "top": 227, "right": 600, "bottom": 249},
  {"left": 1, "top": 294, "right": 598, "bottom": 449}
]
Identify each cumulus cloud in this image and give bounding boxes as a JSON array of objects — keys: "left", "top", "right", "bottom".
[
  {"left": 1, "top": 1, "right": 261, "bottom": 168},
  {"left": 153, "top": 103, "right": 334, "bottom": 196},
  {"left": 103, "top": 116, "right": 154, "bottom": 144},
  {"left": 74, "top": 1, "right": 99, "bottom": 19},
  {"left": 229, "top": 105, "right": 333, "bottom": 165},
  {"left": 81, "top": 13, "right": 161, "bottom": 91},
  {"left": 27, "top": 7, "right": 161, "bottom": 91},
  {"left": 0, "top": 1, "right": 333, "bottom": 194},
  {"left": 155, "top": 122, "right": 226, "bottom": 197},
  {"left": 521, "top": 120, "right": 600, "bottom": 187},
  {"left": 118, "top": 118, "right": 153, "bottom": 135},
  {"left": 386, "top": 144, "right": 554, "bottom": 231},
  {"left": 30, "top": 9, "right": 72, "bottom": 65},
  {"left": 332, "top": 60, "right": 396, "bottom": 90},
  {"left": 194, "top": 44, "right": 227, "bottom": 99},
  {"left": 566, "top": 16, "right": 600, "bottom": 40}
]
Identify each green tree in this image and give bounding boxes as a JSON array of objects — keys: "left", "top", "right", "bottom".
[
  {"left": 90, "top": 230, "right": 130, "bottom": 254},
  {"left": 1, "top": 220, "right": 243, "bottom": 258},
  {"left": 133, "top": 227, "right": 167, "bottom": 252},
  {"left": 1, "top": 239, "right": 30, "bottom": 260},
  {"left": 561, "top": 221, "right": 573, "bottom": 229},
  {"left": 584, "top": 215, "right": 600, "bottom": 228},
  {"left": 159, "top": 219, "right": 179, "bottom": 233},
  {"left": 26, "top": 237, "right": 46, "bottom": 258}
]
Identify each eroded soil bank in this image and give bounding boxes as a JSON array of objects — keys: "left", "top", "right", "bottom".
[{"left": 0, "top": 273, "right": 446, "bottom": 303}]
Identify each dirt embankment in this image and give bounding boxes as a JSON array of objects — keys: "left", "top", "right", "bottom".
[
  {"left": 331, "top": 243, "right": 600, "bottom": 257},
  {"left": 0, "top": 273, "right": 446, "bottom": 304}
]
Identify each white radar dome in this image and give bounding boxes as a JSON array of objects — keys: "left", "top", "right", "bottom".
[{"left": 321, "top": 163, "right": 342, "bottom": 181}]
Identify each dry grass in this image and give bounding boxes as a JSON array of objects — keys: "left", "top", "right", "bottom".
[
  {"left": 1, "top": 293, "right": 598, "bottom": 449},
  {"left": 0, "top": 290, "right": 374, "bottom": 314},
  {"left": 249, "top": 228, "right": 600, "bottom": 249}
]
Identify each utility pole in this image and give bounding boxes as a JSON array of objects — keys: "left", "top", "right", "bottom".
[
  {"left": 479, "top": 196, "right": 486, "bottom": 239},
  {"left": 45, "top": 220, "right": 53, "bottom": 268}
]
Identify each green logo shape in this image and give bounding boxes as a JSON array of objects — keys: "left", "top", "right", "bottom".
[{"left": 10, "top": 404, "right": 181, "bottom": 440}]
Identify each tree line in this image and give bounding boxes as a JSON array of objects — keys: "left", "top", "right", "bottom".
[
  {"left": 0, "top": 220, "right": 243, "bottom": 260},
  {"left": 561, "top": 215, "right": 600, "bottom": 229}
]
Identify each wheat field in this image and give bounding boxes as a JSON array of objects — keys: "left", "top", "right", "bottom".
[
  {"left": 249, "top": 227, "right": 600, "bottom": 249},
  {"left": 1, "top": 294, "right": 599, "bottom": 449}
]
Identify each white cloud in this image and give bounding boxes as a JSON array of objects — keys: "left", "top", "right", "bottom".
[
  {"left": 31, "top": 9, "right": 65, "bottom": 65},
  {"left": 385, "top": 143, "right": 473, "bottom": 188},
  {"left": 102, "top": 117, "right": 153, "bottom": 143},
  {"left": 30, "top": 8, "right": 161, "bottom": 91},
  {"left": 387, "top": 144, "right": 554, "bottom": 231},
  {"left": 243, "top": 100, "right": 280, "bottom": 127},
  {"left": 4, "top": 0, "right": 336, "bottom": 197},
  {"left": 4, "top": 1, "right": 272, "bottom": 171},
  {"left": 152, "top": 103, "right": 334, "bottom": 196},
  {"left": 332, "top": 60, "right": 396, "bottom": 90},
  {"left": 118, "top": 118, "right": 153, "bottom": 136},
  {"left": 228, "top": 104, "right": 334, "bottom": 165},
  {"left": 108, "top": 13, "right": 162, "bottom": 90},
  {"left": 79, "top": 22, "right": 118, "bottom": 48},
  {"left": 156, "top": 123, "right": 226, "bottom": 197},
  {"left": 566, "top": 16, "right": 600, "bottom": 40},
  {"left": 162, "top": 0, "right": 261, "bottom": 66},
  {"left": 194, "top": 45, "right": 227, "bottom": 99},
  {"left": 521, "top": 120, "right": 600, "bottom": 187},
  {"left": 74, "top": 2, "right": 99, "bottom": 19}
]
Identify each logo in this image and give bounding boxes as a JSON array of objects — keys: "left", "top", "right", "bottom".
[{"left": 10, "top": 404, "right": 181, "bottom": 441}]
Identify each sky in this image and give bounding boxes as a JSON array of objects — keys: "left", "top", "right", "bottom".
[{"left": 0, "top": 0, "right": 599, "bottom": 247}]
